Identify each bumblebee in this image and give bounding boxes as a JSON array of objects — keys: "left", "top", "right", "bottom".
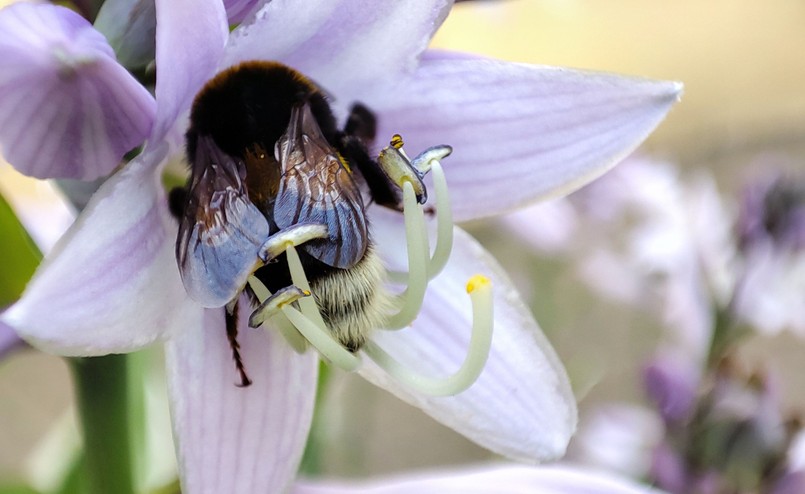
[{"left": 170, "top": 61, "right": 407, "bottom": 386}]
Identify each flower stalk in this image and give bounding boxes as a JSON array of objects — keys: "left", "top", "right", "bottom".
[{"left": 69, "top": 355, "right": 137, "bottom": 494}]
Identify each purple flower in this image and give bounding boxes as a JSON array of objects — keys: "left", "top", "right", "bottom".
[
  {"left": 0, "top": 2, "right": 155, "bottom": 179},
  {"left": 0, "top": 1, "right": 681, "bottom": 492},
  {"left": 733, "top": 169, "right": 805, "bottom": 334},
  {"left": 643, "top": 354, "right": 698, "bottom": 425},
  {"left": 570, "top": 404, "right": 664, "bottom": 480}
]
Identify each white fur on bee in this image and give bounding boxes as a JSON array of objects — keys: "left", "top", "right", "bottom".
[{"left": 309, "top": 244, "right": 392, "bottom": 351}]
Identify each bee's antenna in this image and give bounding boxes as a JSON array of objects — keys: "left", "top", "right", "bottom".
[{"left": 225, "top": 300, "right": 253, "bottom": 387}]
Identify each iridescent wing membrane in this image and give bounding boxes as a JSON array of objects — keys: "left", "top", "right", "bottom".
[
  {"left": 177, "top": 134, "right": 270, "bottom": 307},
  {"left": 273, "top": 102, "right": 368, "bottom": 268}
]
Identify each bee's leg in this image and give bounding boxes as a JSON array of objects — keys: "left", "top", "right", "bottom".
[
  {"left": 343, "top": 103, "right": 377, "bottom": 144},
  {"left": 167, "top": 186, "right": 188, "bottom": 220},
  {"left": 247, "top": 286, "right": 310, "bottom": 328},
  {"left": 224, "top": 299, "right": 252, "bottom": 387},
  {"left": 339, "top": 104, "right": 405, "bottom": 211},
  {"left": 340, "top": 134, "right": 403, "bottom": 211},
  {"left": 258, "top": 223, "right": 328, "bottom": 263}
]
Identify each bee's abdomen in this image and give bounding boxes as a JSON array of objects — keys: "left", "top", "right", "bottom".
[{"left": 310, "top": 247, "right": 390, "bottom": 352}]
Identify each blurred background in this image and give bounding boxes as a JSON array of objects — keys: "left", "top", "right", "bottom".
[{"left": 1, "top": 0, "right": 804, "bottom": 491}]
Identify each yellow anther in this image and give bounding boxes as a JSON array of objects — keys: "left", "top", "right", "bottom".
[
  {"left": 466, "top": 275, "right": 491, "bottom": 294},
  {"left": 391, "top": 134, "right": 404, "bottom": 149}
]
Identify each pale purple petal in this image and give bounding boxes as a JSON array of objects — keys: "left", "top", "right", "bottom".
[
  {"left": 224, "top": 0, "right": 260, "bottom": 24},
  {"left": 293, "top": 464, "right": 666, "bottom": 494},
  {"left": 363, "top": 52, "right": 682, "bottom": 222},
  {"left": 223, "top": 0, "right": 452, "bottom": 96},
  {"left": 165, "top": 305, "right": 318, "bottom": 494},
  {"left": 362, "top": 212, "right": 576, "bottom": 461},
  {"left": 0, "top": 3, "right": 155, "bottom": 180},
  {"left": 1, "top": 144, "right": 193, "bottom": 356},
  {"left": 0, "top": 320, "right": 26, "bottom": 359},
  {"left": 152, "top": 0, "right": 228, "bottom": 142}
]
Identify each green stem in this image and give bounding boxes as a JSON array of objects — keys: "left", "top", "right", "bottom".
[
  {"left": 298, "top": 361, "right": 331, "bottom": 476},
  {"left": 69, "top": 355, "right": 136, "bottom": 494}
]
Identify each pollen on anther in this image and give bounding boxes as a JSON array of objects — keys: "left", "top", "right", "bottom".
[
  {"left": 391, "top": 134, "right": 404, "bottom": 149},
  {"left": 466, "top": 275, "right": 491, "bottom": 294}
]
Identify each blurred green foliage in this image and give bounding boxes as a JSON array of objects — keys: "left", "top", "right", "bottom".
[{"left": 0, "top": 192, "right": 41, "bottom": 306}]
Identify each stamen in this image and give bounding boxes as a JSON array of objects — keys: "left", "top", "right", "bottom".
[
  {"left": 247, "top": 272, "right": 359, "bottom": 368},
  {"left": 410, "top": 145, "right": 452, "bottom": 175},
  {"left": 378, "top": 139, "right": 427, "bottom": 204},
  {"left": 282, "top": 305, "right": 361, "bottom": 371},
  {"left": 385, "top": 181, "right": 429, "bottom": 330},
  {"left": 247, "top": 276, "right": 308, "bottom": 353},
  {"left": 363, "top": 274, "right": 494, "bottom": 396},
  {"left": 425, "top": 160, "right": 453, "bottom": 279},
  {"left": 258, "top": 223, "right": 328, "bottom": 262},
  {"left": 386, "top": 158, "right": 454, "bottom": 284},
  {"left": 248, "top": 286, "right": 310, "bottom": 327},
  {"left": 283, "top": 243, "right": 325, "bottom": 328},
  {"left": 283, "top": 244, "right": 362, "bottom": 371}
]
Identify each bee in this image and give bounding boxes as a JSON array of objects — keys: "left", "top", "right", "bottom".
[{"left": 169, "top": 61, "right": 407, "bottom": 386}]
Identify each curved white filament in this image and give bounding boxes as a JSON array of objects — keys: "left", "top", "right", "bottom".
[
  {"left": 248, "top": 250, "right": 362, "bottom": 371},
  {"left": 385, "top": 181, "right": 429, "bottom": 329},
  {"left": 281, "top": 305, "right": 361, "bottom": 371},
  {"left": 363, "top": 275, "right": 494, "bottom": 396},
  {"left": 286, "top": 245, "right": 362, "bottom": 370},
  {"left": 247, "top": 276, "right": 307, "bottom": 353},
  {"left": 425, "top": 160, "right": 453, "bottom": 279},
  {"left": 387, "top": 158, "right": 454, "bottom": 284}
]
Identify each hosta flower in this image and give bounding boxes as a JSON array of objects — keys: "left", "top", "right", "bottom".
[{"left": 0, "top": 0, "right": 681, "bottom": 492}]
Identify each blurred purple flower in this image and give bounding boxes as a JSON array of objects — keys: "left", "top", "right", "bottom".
[
  {"left": 523, "top": 158, "right": 804, "bottom": 492},
  {"left": 509, "top": 156, "right": 804, "bottom": 345},
  {"left": 650, "top": 442, "right": 688, "bottom": 494},
  {"left": 0, "top": 0, "right": 681, "bottom": 492},
  {"left": 643, "top": 354, "right": 698, "bottom": 425},
  {"left": 733, "top": 169, "right": 805, "bottom": 335},
  {"left": 571, "top": 404, "right": 664, "bottom": 480},
  {"left": 738, "top": 170, "right": 805, "bottom": 252},
  {"left": 772, "top": 469, "right": 805, "bottom": 494}
]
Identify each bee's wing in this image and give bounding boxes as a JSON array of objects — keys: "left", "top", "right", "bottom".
[
  {"left": 273, "top": 102, "right": 368, "bottom": 268},
  {"left": 177, "top": 135, "right": 270, "bottom": 307}
]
